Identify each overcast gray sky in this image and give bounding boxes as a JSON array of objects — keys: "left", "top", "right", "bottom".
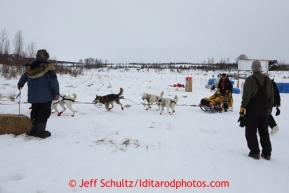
[{"left": 1, "top": 0, "right": 289, "bottom": 63}]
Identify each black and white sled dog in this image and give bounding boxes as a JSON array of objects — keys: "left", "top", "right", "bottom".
[
  {"left": 93, "top": 88, "right": 124, "bottom": 111},
  {"left": 142, "top": 91, "right": 164, "bottom": 110},
  {"left": 52, "top": 94, "right": 77, "bottom": 117},
  {"left": 157, "top": 95, "right": 178, "bottom": 115}
]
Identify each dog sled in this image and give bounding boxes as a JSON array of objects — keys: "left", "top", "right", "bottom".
[
  {"left": 199, "top": 100, "right": 224, "bottom": 113},
  {"left": 199, "top": 91, "right": 229, "bottom": 113}
]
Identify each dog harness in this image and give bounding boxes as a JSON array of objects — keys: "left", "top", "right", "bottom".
[
  {"left": 53, "top": 95, "right": 75, "bottom": 104},
  {"left": 170, "top": 100, "right": 176, "bottom": 104}
]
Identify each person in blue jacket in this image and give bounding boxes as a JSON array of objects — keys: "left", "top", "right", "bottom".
[{"left": 18, "top": 49, "right": 59, "bottom": 138}]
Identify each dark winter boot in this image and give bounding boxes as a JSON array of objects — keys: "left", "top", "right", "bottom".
[
  {"left": 27, "top": 119, "right": 37, "bottom": 136},
  {"left": 223, "top": 103, "right": 228, "bottom": 112},
  {"left": 248, "top": 153, "right": 260, "bottom": 160},
  {"left": 35, "top": 122, "right": 51, "bottom": 139},
  {"left": 261, "top": 153, "right": 271, "bottom": 161}
]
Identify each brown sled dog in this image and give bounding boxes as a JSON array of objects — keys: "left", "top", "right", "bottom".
[{"left": 93, "top": 88, "right": 124, "bottom": 111}]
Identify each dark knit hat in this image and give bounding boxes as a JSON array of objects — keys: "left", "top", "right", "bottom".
[
  {"left": 251, "top": 60, "right": 262, "bottom": 72},
  {"left": 36, "top": 49, "right": 50, "bottom": 60}
]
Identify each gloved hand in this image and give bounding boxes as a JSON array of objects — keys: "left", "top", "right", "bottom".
[
  {"left": 18, "top": 85, "right": 22, "bottom": 90},
  {"left": 238, "top": 116, "right": 246, "bottom": 127},
  {"left": 238, "top": 107, "right": 246, "bottom": 127},
  {"left": 54, "top": 95, "right": 59, "bottom": 100},
  {"left": 276, "top": 107, "right": 280, "bottom": 116}
]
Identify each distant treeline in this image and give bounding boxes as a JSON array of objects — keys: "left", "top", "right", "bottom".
[{"left": 1, "top": 54, "right": 288, "bottom": 80}]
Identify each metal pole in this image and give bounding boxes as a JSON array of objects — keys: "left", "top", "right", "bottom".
[
  {"left": 19, "top": 89, "right": 21, "bottom": 115},
  {"left": 237, "top": 70, "right": 240, "bottom": 89}
]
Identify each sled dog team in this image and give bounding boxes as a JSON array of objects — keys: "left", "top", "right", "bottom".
[
  {"left": 52, "top": 88, "right": 178, "bottom": 116},
  {"left": 141, "top": 90, "right": 178, "bottom": 115}
]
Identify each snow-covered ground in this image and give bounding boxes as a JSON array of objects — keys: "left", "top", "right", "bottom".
[{"left": 0, "top": 68, "right": 289, "bottom": 193}]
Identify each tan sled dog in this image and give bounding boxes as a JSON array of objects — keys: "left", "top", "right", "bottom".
[
  {"left": 52, "top": 94, "right": 77, "bottom": 117},
  {"left": 142, "top": 91, "right": 164, "bottom": 110},
  {"left": 157, "top": 95, "right": 178, "bottom": 115}
]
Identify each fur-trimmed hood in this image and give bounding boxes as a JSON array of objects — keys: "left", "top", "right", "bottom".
[{"left": 26, "top": 62, "right": 55, "bottom": 79}]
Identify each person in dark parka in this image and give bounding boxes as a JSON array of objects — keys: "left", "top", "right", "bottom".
[
  {"left": 264, "top": 73, "right": 281, "bottom": 134},
  {"left": 238, "top": 60, "right": 274, "bottom": 160},
  {"left": 18, "top": 49, "right": 59, "bottom": 138}
]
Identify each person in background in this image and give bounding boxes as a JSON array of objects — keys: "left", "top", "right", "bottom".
[
  {"left": 217, "top": 73, "right": 233, "bottom": 111},
  {"left": 238, "top": 60, "right": 274, "bottom": 160},
  {"left": 264, "top": 73, "right": 281, "bottom": 134},
  {"left": 18, "top": 49, "right": 59, "bottom": 138},
  {"left": 210, "top": 74, "right": 220, "bottom": 91}
]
